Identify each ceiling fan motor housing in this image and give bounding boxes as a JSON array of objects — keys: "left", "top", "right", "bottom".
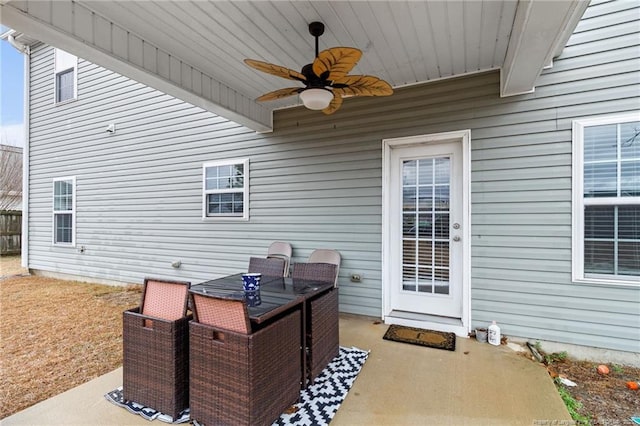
[{"left": 301, "top": 64, "right": 329, "bottom": 88}]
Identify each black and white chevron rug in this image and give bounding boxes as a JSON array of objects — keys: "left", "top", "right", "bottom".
[
  {"left": 275, "top": 346, "right": 369, "bottom": 426},
  {"left": 105, "top": 346, "right": 369, "bottom": 425}
]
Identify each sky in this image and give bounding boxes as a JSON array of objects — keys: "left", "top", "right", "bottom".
[{"left": 0, "top": 26, "right": 25, "bottom": 147}]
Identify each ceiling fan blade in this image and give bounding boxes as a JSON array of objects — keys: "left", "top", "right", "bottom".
[
  {"left": 312, "top": 47, "right": 362, "bottom": 81},
  {"left": 244, "top": 59, "right": 306, "bottom": 82},
  {"left": 322, "top": 93, "right": 343, "bottom": 115},
  {"left": 255, "top": 87, "right": 302, "bottom": 102},
  {"left": 332, "top": 75, "right": 393, "bottom": 97}
]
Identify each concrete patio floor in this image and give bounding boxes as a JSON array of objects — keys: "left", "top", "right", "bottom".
[{"left": 2, "top": 314, "right": 571, "bottom": 425}]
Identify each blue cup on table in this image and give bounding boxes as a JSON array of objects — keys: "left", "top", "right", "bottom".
[
  {"left": 241, "top": 273, "right": 261, "bottom": 292},
  {"left": 245, "top": 290, "right": 262, "bottom": 307}
]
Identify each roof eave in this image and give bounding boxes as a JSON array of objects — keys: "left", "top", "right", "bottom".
[{"left": 500, "top": 0, "right": 590, "bottom": 98}]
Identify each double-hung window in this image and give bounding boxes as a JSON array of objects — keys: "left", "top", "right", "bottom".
[
  {"left": 53, "top": 177, "right": 76, "bottom": 246},
  {"left": 54, "top": 48, "right": 77, "bottom": 104},
  {"left": 56, "top": 69, "right": 74, "bottom": 103},
  {"left": 202, "top": 159, "right": 249, "bottom": 220},
  {"left": 572, "top": 113, "right": 640, "bottom": 285}
]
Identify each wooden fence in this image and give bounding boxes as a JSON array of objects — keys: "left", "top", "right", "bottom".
[{"left": 1, "top": 210, "right": 22, "bottom": 256}]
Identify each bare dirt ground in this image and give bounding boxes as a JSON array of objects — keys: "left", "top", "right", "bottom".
[
  {"left": 551, "top": 358, "right": 640, "bottom": 425},
  {"left": 519, "top": 342, "right": 639, "bottom": 425},
  {"left": 0, "top": 256, "right": 141, "bottom": 419}
]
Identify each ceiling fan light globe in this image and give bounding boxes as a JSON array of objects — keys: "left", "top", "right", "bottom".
[{"left": 300, "top": 88, "right": 333, "bottom": 110}]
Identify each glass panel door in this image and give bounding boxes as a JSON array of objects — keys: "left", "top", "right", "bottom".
[{"left": 401, "top": 157, "right": 451, "bottom": 295}]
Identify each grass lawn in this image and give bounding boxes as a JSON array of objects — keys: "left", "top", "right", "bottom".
[{"left": 0, "top": 256, "right": 141, "bottom": 419}]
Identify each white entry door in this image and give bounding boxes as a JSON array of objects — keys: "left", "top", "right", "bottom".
[{"left": 387, "top": 138, "right": 464, "bottom": 319}]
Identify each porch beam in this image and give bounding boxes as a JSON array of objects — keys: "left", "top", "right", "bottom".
[
  {"left": 0, "top": 1, "right": 273, "bottom": 132},
  {"left": 501, "top": 0, "right": 589, "bottom": 97}
]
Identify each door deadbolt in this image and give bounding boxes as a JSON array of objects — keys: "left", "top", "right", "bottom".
[{"left": 453, "top": 223, "right": 460, "bottom": 229}]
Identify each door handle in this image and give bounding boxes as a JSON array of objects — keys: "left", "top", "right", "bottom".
[{"left": 453, "top": 236, "right": 461, "bottom": 242}]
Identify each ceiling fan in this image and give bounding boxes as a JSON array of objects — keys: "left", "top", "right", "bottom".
[{"left": 244, "top": 21, "right": 393, "bottom": 115}]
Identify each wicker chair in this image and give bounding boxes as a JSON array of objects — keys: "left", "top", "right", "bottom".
[
  {"left": 267, "top": 241, "right": 293, "bottom": 277},
  {"left": 292, "top": 262, "right": 340, "bottom": 383},
  {"left": 123, "top": 278, "right": 191, "bottom": 420},
  {"left": 189, "top": 293, "right": 302, "bottom": 426},
  {"left": 248, "top": 256, "right": 286, "bottom": 277},
  {"left": 308, "top": 249, "right": 341, "bottom": 287},
  {"left": 292, "top": 262, "right": 338, "bottom": 285}
]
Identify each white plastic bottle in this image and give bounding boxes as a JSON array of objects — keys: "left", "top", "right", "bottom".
[{"left": 488, "top": 321, "right": 501, "bottom": 346}]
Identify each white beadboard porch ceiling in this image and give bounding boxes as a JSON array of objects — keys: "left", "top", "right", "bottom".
[{"left": 0, "top": 0, "right": 589, "bottom": 132}]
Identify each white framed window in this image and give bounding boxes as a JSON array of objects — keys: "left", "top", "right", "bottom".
[
  {"left": 572, "top": 112, "right": 640, "bottom": 285},
  {"left": 52, "top": 177, "right": 76, "bottom": 246},
  {"left": 54, "top": 48, "right": 77, "bottom": 104},
  {"left": 202, "top": 159, "right": 249, "bottom": 220}
]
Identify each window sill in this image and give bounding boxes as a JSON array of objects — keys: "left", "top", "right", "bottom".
[
  {"left": 572, "top": 277, "right": 639, "bottom": 288},
  {"left": 54, "top": 97, "right": 77, "bottom": 106},
  {"left": 202, "top": 215, "right": 249, "bottom": 222},
  {"left": 53, "top": 243, "right": 76, "bottom": 248}
]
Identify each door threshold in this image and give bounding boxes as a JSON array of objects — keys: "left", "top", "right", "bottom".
[{"left": 385, "top": 310, "right": 469, "bottom": 337}]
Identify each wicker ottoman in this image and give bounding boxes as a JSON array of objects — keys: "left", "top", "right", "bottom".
[
  {"left": 189, "top": 308, "right": 302, "bottom": 426},
  {"left": 123, "top": 307, "right": 191, "bottom": 419}
]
